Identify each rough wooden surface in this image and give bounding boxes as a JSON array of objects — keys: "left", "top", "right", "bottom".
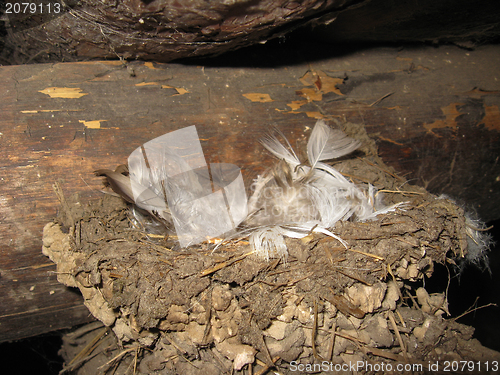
[
  {"left": 0, "top": 44, "right": 499, "bottom": 342},
  {"left": 1, "top": 0, "right": 357, "bottom": 64}
]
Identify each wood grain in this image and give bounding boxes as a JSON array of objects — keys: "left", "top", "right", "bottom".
[{"left": 1, "top": 45, "right": 499, "bottom": 342}]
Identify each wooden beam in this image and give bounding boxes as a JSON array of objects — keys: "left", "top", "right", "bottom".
[{"left": 1, "top": 45, "right": 499, "bottom": 342}]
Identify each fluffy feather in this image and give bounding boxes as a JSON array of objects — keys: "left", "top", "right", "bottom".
[
  {"left": 260, "top": 128, "right": 301, "bottom": 167},
  {"left": 249, "top": 226, "right": 288, "bottom": 262},
  {"left": 246, "top": 119, "right": 404, "bottom": 259},
  {"left": 307, "top": 120, "right": 361, "bottom": 168},
  {"left": 464, "top": 213, "right": 493, "bottom": 271}
]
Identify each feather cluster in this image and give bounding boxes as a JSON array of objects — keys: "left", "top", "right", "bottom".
[
  {"left": 96, "top": 121, "right": 404, "bottom": 258},
  {"left": 245, "top": 120, "right": 405, "bottom": 261}
]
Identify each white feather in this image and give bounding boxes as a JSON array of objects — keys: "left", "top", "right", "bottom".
[
  {"left": 249, "top": 226, "right": 288, "bottom": 262},
  {"left": 260, "top": 129, "right": 301, "bottom": 167},
  {"left": 281, "top": 224, "right": 348, "bottom": 248},
  {"left": 249, "top": 223, "right": 349, "bottom": 262},
  {"left": 305, "top": 183, "right": 352, "bottom": 226},
  {"left": 307, "top": 120, "right": 361, "bottom": 168}
]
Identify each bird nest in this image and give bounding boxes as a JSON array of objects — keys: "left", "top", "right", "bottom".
[{"left": 42, "top": 138, "right": 498, "bottom": 374}]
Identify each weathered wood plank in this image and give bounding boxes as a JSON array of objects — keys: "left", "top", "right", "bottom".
[{"left": 1, "top": 44, "right": 499, "bottom": 342}]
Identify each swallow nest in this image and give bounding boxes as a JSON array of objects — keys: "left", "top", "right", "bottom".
[{"left": 42, "top": 122, "right": 497, "bottom": 374}]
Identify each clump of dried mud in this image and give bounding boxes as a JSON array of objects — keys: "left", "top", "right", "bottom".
[{"left": 43, "top": 149, "right": 499, "bottom": 374}]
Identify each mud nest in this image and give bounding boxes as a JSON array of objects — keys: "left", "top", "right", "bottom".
[{"left": 43, "top": 142, "right": 499, "bottom": 374}]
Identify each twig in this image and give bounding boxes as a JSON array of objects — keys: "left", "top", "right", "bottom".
[
  {"left": 369, "top": 92, "right": 394, "bottom": 107},
  {"left": 259, "top": 272, "right": 314, "bottom": 290},
  {"left": 388, "top": 310, "right": 408, "bottom": 361},
  {"left": 395, "top": 309, "right": 407, "bottom": 328},
  {"left": 31, "top": 263, "right": 56, "bottom": 269},
  {"left": 327, "top": 322, "right": 336, "bottom": 361},
  {"left": 465, "top": 223, "right": 494, "bottom": 232},
  {"left": 254, "top": 356, "right": 280, "bottom": 375},
  {"left": 335, "top": 268, "right": 372, "bottom": 286},
  {"left": 60, "top": 328, "right": 112, "bottom": 373},
  {"left": 68, "top": 327, "right": 108, "bottom": 366},
  {"left": 134, "top": 346, "right": 139, "bottom": 375},
  {"left": 64, "top": 321, "right": 105, "bottom": 343},
  {"left": 452, "top": 300, "right": 497, "bottom": 321},
  {"left": 202, "top": 291, "right": 213, "bottom": 344},
  {"left": 97, "top": 347, "right": 137, "bottom": 370},
  {"left": 341, "top": 332, "right": 417, "bottom": 365},
  {"left": 200, "top": 251, "right": 254, "bottom": 276},
  {"left": 348, "top": 248, "right": 385, "bottom": 261},
  {"left": 255, "top": 319, "right": 274, "bottom": 367},
  {"left": 360, "top": 346, "right": 406, "bottom": 362},
  {"left": 312, "top": 300, "right": 321, "bottom": 360},
  {"left": 163, "top": 335, "right": 198, "bottom": 368},
  {"left": 405, "top": 289, "right": 420, "bottom": 310},
  {"left": 376, "top": 189, "right": 425, "bottom": 197},
  {"left": 334, "top": 331, "right": 369, "bottom": 345}
]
